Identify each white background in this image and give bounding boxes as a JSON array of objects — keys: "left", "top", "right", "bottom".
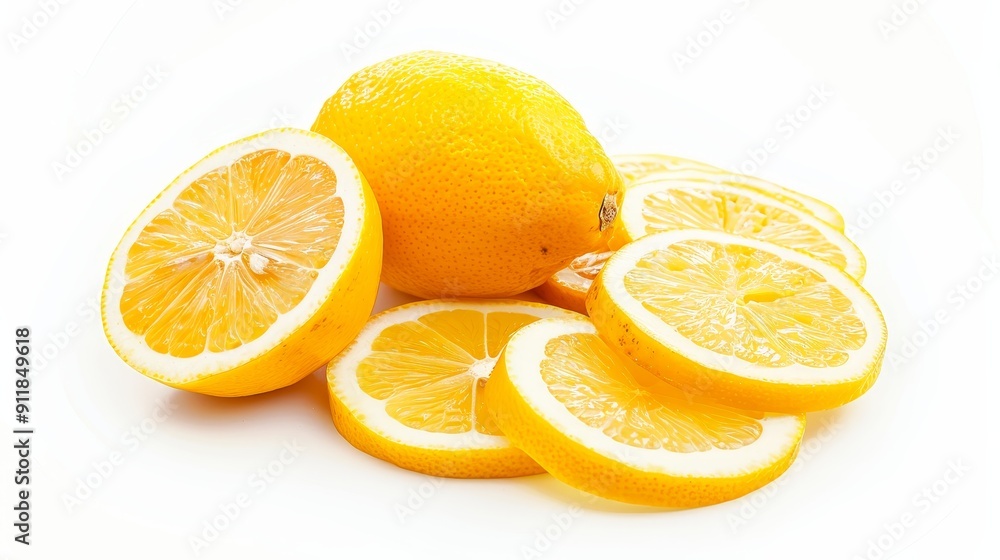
[{"left": 1, "top": 0, "right": 998, "bottom": 558}]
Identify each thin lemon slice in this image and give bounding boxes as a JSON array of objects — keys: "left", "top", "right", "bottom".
[
  {"left": 611, "top": 153, "right": 718, "bottom": 184},
  {"left": 535, "top": 250, "right": 613, "bottom": 314},
  {"left": 588, "top": 230, "right": 886, "bottom": 413},
  {"left": 102, "top": 129, "right": 382, "bottom": 396},
  {"left": 483, "top": 315, "right": 805, "bottom": 507},
  {"left": 611, "top": 153, "right": 844, "bottom": 230},
  {"left": 327, "top": 299, "right": 578, "bottom": 478},
  {"left": 612, "top": 178, "right": 865, "bottom": 280}
]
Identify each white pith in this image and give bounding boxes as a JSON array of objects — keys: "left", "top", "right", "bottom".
[
  {"left": 602, "top": 230, "right": 886, "bottom": 385},
  {"left": 502, "top": 317, "right": 806, "bottom": 477},
  {"left": 328, "top": 300, "right": 580, "bottom": 451},
  {"left": 468, "top": 358, "right": 498, "bottom": 380},
  {"left": 102, "top": 128, "right": 369, "bottom": 383},
  {"left": 618, "top": 178, "right": 865, "bottom": 279}
]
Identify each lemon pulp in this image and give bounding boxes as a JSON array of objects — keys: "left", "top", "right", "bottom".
[
  {"left": 623, "top": 239, "right": 867, "bottom": 368},
  {"left": 357, "top": 310, "right": 542, "bottom": 435},
  {"left": 638, "top": 187, "right": 848, "bottom": 270},
  {"left": 540, "top": 332, "right": 763, "bottom": 452},
  {"left": 120, "top": 149, "right": 344, "bottom": 357}
]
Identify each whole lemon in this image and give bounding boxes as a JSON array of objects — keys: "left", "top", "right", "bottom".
[{"left": 312, "top": 51, "right": 622, "bottom": 298}]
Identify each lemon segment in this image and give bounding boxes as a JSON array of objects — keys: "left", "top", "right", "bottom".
[
  {"left": 587, "top": 230, "right": 886, "bottom": 413},
  {"left": 483, "top": 316, "right": 805, "bottom": 507},
  {"left": 327, "top": 299, "right": 579, "bottom": 478}
]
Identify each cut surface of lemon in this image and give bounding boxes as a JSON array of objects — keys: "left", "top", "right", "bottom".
[
  {"left": 534, "top": 250, "right": 613, "bottom": 314},
  {"left": 102, "top": 128, "right": 382, "bottom": 396},
  {"left": 612, "top": 178, "right": 865, "bottom": 280},
  {"left": 327, "top": 299, "right": 578, "bottom": 478},
  {"left": 483, "top": 316, "right": 805, "bottom": 507},
  {"left": 611, "top": 153, "right": 844, "bottom": 230},
  {"left": 588, "top": 230, "right": 886, "bottom": 413}
]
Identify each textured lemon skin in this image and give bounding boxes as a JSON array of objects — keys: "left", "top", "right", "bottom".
[
  {"left": 483, "top": 348, "right": 805, "bottom": 508},
  {"left": 101, "top": 164, "right": 383, "bottom": 398},
  {"left": 327, "top": 389, "right": 544, "bottom": 479},
  {"left": 585, "top": 266, "right": 886, "bottom": 413},
  {"left": 312, "top": 51, "right": 622, "bottom": 298}
]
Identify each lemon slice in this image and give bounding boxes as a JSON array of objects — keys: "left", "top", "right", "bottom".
[
  {"left": 612, "top": 178, "right": 865, "bottom": 280},
  {"left": 611, "top": 153, "right": 718, "bottom": 184},
  {"left": 327, "top": 299, "right": 578, "bottom": 478},
  {"left": 611, "top": 153, "right": 844, "bottom": 230},
  {"left": 483, "top": 315, "right": 805, "bottom": 507},
  {"left": 588, "top": 230, "right": 886, "bottom": 413},
  {"left": 101, "top": 129, "right": 382, "bottom": 397},
  {"left": 534, "top": 250, "right": 613, "bottom": 314}
]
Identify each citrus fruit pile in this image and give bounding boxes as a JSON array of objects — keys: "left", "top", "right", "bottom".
[{"left": 102, "top": 51, "right": 886, "bottom": 508}]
